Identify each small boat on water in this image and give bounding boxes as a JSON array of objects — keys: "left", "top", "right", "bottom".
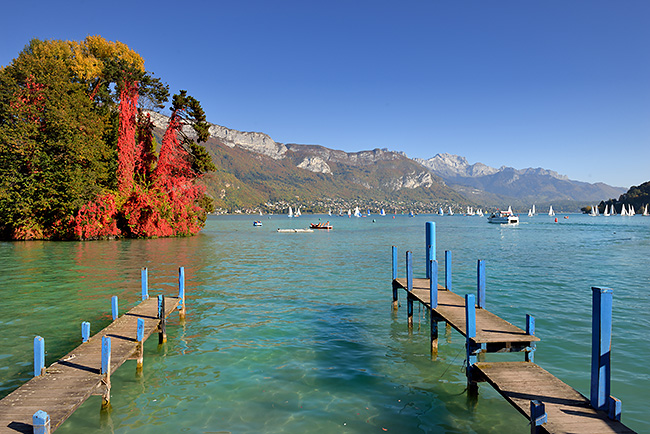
[
  {"left": 548, "top": 205, "right": 555, "bottom": 216},
  {"left": 487, "top": 208, "right": 519, "bottom": 224},
  {"left": 438, "top": 207, "right": 444, "bottom": 216},
  {"left": 253, "top": 221, "right": 262, "bottom": 227},
  {"left": 448, "top": 206, "right": 454, "bottom": 216},
  {"left": 288, "top": 206, "right": 294, "bottom": 218},
  {"left": 310, "top": 221, "right": 333, "bottom": 230},
  {"left": 380, "top": 209, "right": 386, "bottom": 216},
  {"left": 603, "top": 204, "right": 610, "bottom": 216},
  {"left": 643, "top": 204, "right": 649, "bottom": 216}
]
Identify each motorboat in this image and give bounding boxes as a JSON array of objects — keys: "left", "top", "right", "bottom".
[
  {"left": 253, "top": 221, "right": 262, "bottom": 227},
  {"left": 487, "top": 209, "right": 519, "bottom": 224},
  {"left": 310, "top": 222, "right": 333, "bottom": 230}
]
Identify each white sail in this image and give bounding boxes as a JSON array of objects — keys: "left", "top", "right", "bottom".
[
  {"left": 603, "top": 205, "right": 610, "bottom": 216},
  {"left": 643, "top": 204, "right": 649, "bottom": 216},
  {"left": 354, "top": 206, "right": 361, "bottom": 217},
  {"left": 532, "top": 204, "right": 536, "bottom": 215},
  {"left": 439, "top": 207, "right": 444, "bottom": 216},
  {"left": 507, "top": 206, "right": 513, "bottom": 214},
  {"left": 629, "top": 204, "right": 635, "bottom": 216},
  {"left": 348, "top": 209, "right": 352, "bottom": 217},
  {"left": 528, "top": 209, "right": 533, "bottom": 217},
  {"left": 611, "top": 204, "right": 616, "bottom": 215},
  {"left": 448, "top": 206, "right": 454, "bottom": 216},
  {"left": 288, "top": 206, "right": 293, "bottom": 218},
  {"left": 328, "top": 209, "right": 332, "bottom": 216},
  {"left": 620, "top": 205, "right": 627, "bottom": 216},
  {"left": 589, "top": 206, "right": 597, "bottom": 216},
  {"left": 295, "top": 207, "right": 301, "bottom": 217},
  {"left": 548, "top": 205, "right": 555, "bottom": 216},
  {"left": 380, "top": 208, "right": 386, "bottom": 216}
]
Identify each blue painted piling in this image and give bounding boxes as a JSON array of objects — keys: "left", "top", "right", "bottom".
[
  {"left": 32, "top": 410, "right": 50, "bottom": 434},
  {"left": 34, "top": 336, "right": 45, "bottom": 377},
  {"left": 465, "top": 294, "right": 478, "bottom": 389},
  {"left": 158, "top": 295, "right": 167, "bottom": 344},
  {"left": 530, "top": 400, "right": 547, "bottom": 433},
  {"left": 141, "top": 267, "right": 148, "bottom": 301},
  {"left": 406, "top": 251, "right": 413, "bottom": 327},
  {"left": 101, "top": 336, "right": 111, "bottom": 375},
  {"left": 179, "top": 266, "right": 187, "bottom": 319},
  {"left": 526, "top": 314, "right": 535, "bottom": 363},
  {"left": 477, "top": 259, "right": 486, "bottom": 309},
  {"left": 425, "top": 222, "right": 435, "bottom": 278},
  {"left": 136, "top": 317, "right": 145, "bottom": 370},
  {"left": 391, "top": 246, "right": 398, "bottom": 280},
  {"left": 429, "top": 260, "right": 438, "bottom": 309},
  {"left": 111, "top": 295, "right": 118, "bottom": 321},
  {"left": 136, "top": 318, "right": 145, "bottom": 342},
  {"left": 445, "top": 250, "right": 452, "bottom": 291},
  {"left": 590, "top": 287, "right": 614, "bottom": 412},
  {"left": 81, "top": 322, "right": 90, "bottom": 343},
  {"left": 608, "top": 396, "right": 622, "bottom": 421}
]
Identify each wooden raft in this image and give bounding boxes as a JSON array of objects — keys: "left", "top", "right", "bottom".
[
  {"left": 0, "top": 296, "right": 180, "bottom": 433},
  {"left": 475, "top": 362, "right": 636, "bottom": 434},
  {"left": 394, "top": 278, "right": 539, "bottom": 351}
]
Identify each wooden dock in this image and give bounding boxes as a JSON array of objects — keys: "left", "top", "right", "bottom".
[
  {"left": 394, "top": 278, "right": 538, "bottom": 351},
  {"left": 475, "top": 362, "right": 636, "bottom": 434},
  {"left": 391, "top": 225, "right": 637, "bottom": 434},
  {"left": 0, "top": 294, "right": 180, "bottom": 433}
]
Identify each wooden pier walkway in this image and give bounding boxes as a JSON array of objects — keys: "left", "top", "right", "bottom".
[
  {"left": 0, "top": 295, "right": 180, "bottom": 433},
  {"left": 394, "top": 278, "right": 538, "bottom": 352},
  {"left": 476, "top": 362, "right": 635, "bottom": 434}
]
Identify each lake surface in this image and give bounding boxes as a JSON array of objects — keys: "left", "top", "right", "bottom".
[{"left": 1, "top": 213, "right": 648, "bottom": 433}]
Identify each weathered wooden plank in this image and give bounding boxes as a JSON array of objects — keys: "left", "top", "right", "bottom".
[
  {"left": 395, "top": 278, "right": 538, "bottom": 345},
  {"left": 476, "top": 362, "right": 636, "bottom": 434},
  {"left": 0, "top": 296, "right": 180, "bottom": 433}
]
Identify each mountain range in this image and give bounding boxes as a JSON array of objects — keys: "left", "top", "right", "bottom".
[{"left": 148, "top": 112, "right": 625, "bottom": 212}]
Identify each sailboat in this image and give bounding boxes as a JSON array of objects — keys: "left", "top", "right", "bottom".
[
  {"left": 589, "top": 206, "right": 597, "bottom": 216},
  {"left": 548, "top": 205, "right": 555, "bottom": 216},
  {"left": 295, "top": 207, "right": 301, "bottom": 217},
  {"left": 629, "top": 204, "right": 635, "bottom": 216},
  {"left": 438, "top": 207, "right": 444, "bottom": 216},
  {"left": 367, "top": 209, "right": 371, "bottom": 216},
  {"left": 328, "top": 209, "right": 332, "bottom": 216},
  {"left": 347, "top": 209, "right": 352, "bottom": 218},
  {"left": 448, "top": 206, "right": 454, "bottom": 216},
  {"left": 620, "top": 205, "right": 628, "bottom": 216},
  {"left": 532, "top": 204, "right": 536, "bottom": 215},
  {"left": 354, "top": 206, "right": 362, "bottom": 218},
  {"left": 643, "top": 204, "right": 649, "bottom": 216},
  {"left": 477, "top": 209, "right": 484, "bottom": 217},
  {"left": 610, "top": 204, "right": 616, "bottom": 215},
  {"left": 603, "top": 205, "right": 610, "bottom": 216},
  {"left": 528, "top": 209, "right": 533, "bottom": 217},
  {"left": 288, "top": 206, "right": 294, "bottom": 218},
  {"left": 380, "top": 208, "right": 386, "bottom": 216}
]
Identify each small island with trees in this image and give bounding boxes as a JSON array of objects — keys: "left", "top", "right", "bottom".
[{"left": 0, "top": 36, "right": 215, "bottom": 240}]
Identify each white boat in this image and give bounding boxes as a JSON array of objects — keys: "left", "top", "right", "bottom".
[
  {"left": 620, "top": 205, "right": 628, "bottom": 216},
  {"left": 487, "top": 208, "right": 519, "bottom": 224},
  {"left": 347, "top": 209, "right": 352, "bottom": 218},
  {"left": 528, "top": 209, "right": 533, "bottom": 217},
  {"left": 611, "top": 204, "right": 616, "bottom": 215},
  {"left": 477, "top": 209, "right": 484, "bottom": 217},
  {"left": 380, "top": 209, "right": 386, "bottom": 216},
  {"left": 448, "top": 206, "right": 454, "bottom": 216},
  {"left": 295, "top": 207, "right": 301, "bottom": 217},
  {"left": 288, "top": 206, "right": 294, "bottom": 218},
  {"left": 603, "top": 205, "right": 610, "bottom": 216},
  {"left": 532, "top": 204, "right": 536, "bottom": 215},
  {"left": 629, "top": 204, "right": 635, "bottom": 216},
  {"left": 438, "top": 207, "right": 444, "bottom": 216},
  {"left": 589, "top": 206, "right": 597, "bottom": 216},
  {"left": 548, "top": 205, "right": 555, "bottom": 216},
  {"left": 643, "top": 204, "right": 649, "bottom": 216},
  {"left": 354, "top": 206, "right": 362, "bottom": 218},
  {"left": 328, "top": 209, "right": 332, "bottom": 216}
]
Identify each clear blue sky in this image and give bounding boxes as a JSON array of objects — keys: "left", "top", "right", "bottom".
[{"left": 2, "top": 0, "right": 648, "bottom": 188}]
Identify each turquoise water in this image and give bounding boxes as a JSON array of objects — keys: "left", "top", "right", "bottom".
[{"left": 0, "top": 214, "right": 648, "bottom": 433}]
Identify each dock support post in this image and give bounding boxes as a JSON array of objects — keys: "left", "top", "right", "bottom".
[
  {"left": 391, "top": 247, "right": 398, "bottom": 310},
  {"left": 136, "top": 318, "right": 145, "bottom": 371},
  {"left": 525, "top": 314, "right": 535, "bottom": 362},
  {"left": 111, "top": 295, "right": 118, "bottom": 321},
  {"left": 465, "top": 294, "right": 479, "bottom": 394},
  {"left": 425, "top": 222, "right": 435, "bottom": 278},
  {"left": 178, "top": 266, "right": 186, "bottom": 320},
  {"left": 158, "top": 295, "right": 167, "bottom": 344},
  {"left": 100, "top": 336, "right": 111, "bottom": 408},
  {"left": 141, "top": 267, "right": 149, "bottom": 301},
  {"left": 608, "top": 396, "right": 622, "bottom": 421},
  {"left": 406, "top": 251, "right": 413, "bottom": 328},
  {"left": 590, "top": 287, "right": 620, "bottom": 418},
  {"left": 34, "top": 336, "right": 45, "bottom": 377},
  {"left": 444, "top": 250, "right": 451, "bottom": 291},
  {"left": 429, "top": 259, "right": 439, "bottom": 356},
  {"left": 530, "top": 400, "right": 547, "bottom": 433},
  {"left": 32, "top": 410, "right": 50, "bottom": 434},
  {"left": 477, "top": 259, "right": 486, "bottom": 309},
  {"left": 81, "top": 322, "right": 90, "bottom": 343}
]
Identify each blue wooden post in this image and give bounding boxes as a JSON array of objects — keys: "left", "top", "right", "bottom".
[
  {"left": 136, "top": 318, "right": 145, "bottom": 370},
  {"left": 477, "top": 259, "right": 486, "bottom": 309},
  {"left": 526, "top": 314, "right": 535, "bottom": 362},
  {"left": 100, "top": 335, "right": 111, "bottom": 407},
  {"left": 81, "top": 322, "right": 90, "bottom": 343},
  {"left": 608, "top": 396, "right": 622, "bottom": 421},
  {"left": 101, "top": 336, "right": 111, "bottom": 375},
  {"left": 34, "top": 336, "right": 45, "bottom": 377},
  {"left": 445, "top": 250, "right": 452, "bottom": 291},
  {"left": 111, "top": 295, "right": 118, "bottom": 321},
  {"left": 406, "top": 251, "right": 413, "bottom": 328},
  {"left": 391, "top": 247, "right": 398, "bottom": 309},
  {"left": 530, "top": 400, "right": 547, "bottom": 433},
  {"left": 425, "top": 222, "right": 435, "bottom": 278},
  {"left": 590, "top": 287, "right": 613, "bottom": 411},
  {"left": 141, "top": 267, "right": 148, "bottom": 301},
  {"left": 32, "top": 410, "right": 50, "bottom": 434},
  {"left": 465, "top": 294, "right": 478, "bottom": 391},
  {"left": 178, "top": 266, "right": 186, "bottom": 319},
  {"left": 429, "top": 260, "right": 438, "bottom": 309}
]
